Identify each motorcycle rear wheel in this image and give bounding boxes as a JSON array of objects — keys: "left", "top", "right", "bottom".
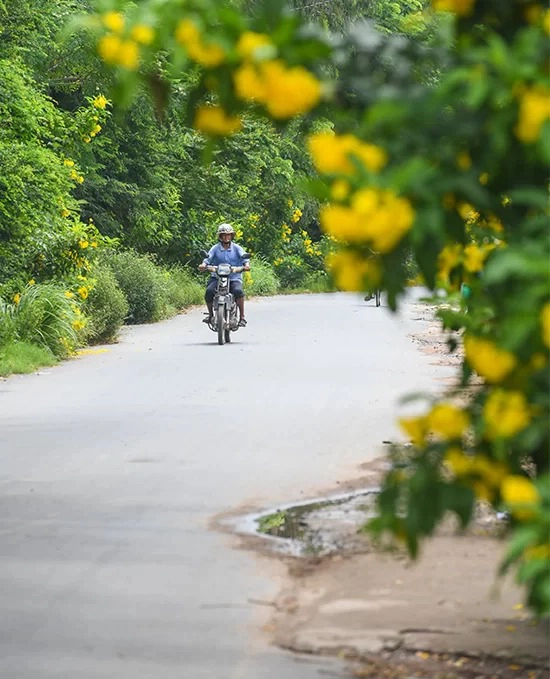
[
  {"left": 217, "top": 305, "right": 225, "bottom": 345},
  {"left": 375, "top": 289, "right": 381, "bottom": 307}
]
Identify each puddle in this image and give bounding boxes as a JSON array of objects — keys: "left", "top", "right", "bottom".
[{"left": 229, "top": 488, "right": 379, "bottom": 557}]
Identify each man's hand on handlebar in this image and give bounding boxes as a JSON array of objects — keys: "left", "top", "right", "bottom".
[{"left": 198, "top": 263, "right": 207, "bottom": 271}]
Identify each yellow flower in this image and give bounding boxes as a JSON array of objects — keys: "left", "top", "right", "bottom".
[
  {"left": 61, "top": 209, "right": 70, "bottom": 218},
  {"left": 79, "top": 240, "right": 89, "bottom": 249},
  {"left": 427, "top": 403, "right": 470, "bottom": 439},
  {"left": 399, "top": 415, "right": 428, "bottom": 446},
  {"left": 13, "top": 293, "right": 21, "bottom": 305},
  {"left": 131, "top": 24, "right": 155, "bottom": 45},
  {"left": 327, "top": 250, "right": 381, "bottom": 292},
  {"left": 98, "top": 34, "right": 123, "bottom": 64},
  {"left": 515, "top": 85, "right": 550, "bottom": 143},
  {"left": 188, "top": 41, "right": 225, "bottom": 67},
  {"left": 262, "top": 61, "right": 321, "bottom": 119},
  {"left": 93, "top": 124, "right": 102, "bottom": 135},
  {"left": 234, "top": 63, "right": 266, "bottom": 101},
  {"left": 236, "top": 32, "right": 272, "bottom": 60},
  {"left": 102, "top": 11, "right": 125, "bottom": 33},
  {"left": 72, "top": 319, "right": 85, "bottom": 331},
  {"left": 320, "top": 204, "right": 363, "bottom": 242},
  {"left": 432, "top": 0, "right": 476, "bottom": 16},
  {"left": 541, "top": 302, "right": 550, "bottom": 347},
  {"left": 77, "top": 286, "right": 89, "bottom": 300},
  {"left": 330, "top": 179, "right": 350, "bottom": 201},
  {"left": 83, "top": 136, "right": 91, "bottom": 143},
  {"left": 463, "top": 243, "right": 487, "bottom": 273},
  {"left": 98, "top": 34, "right": 139, "bottom": 69},
  {"left": 64, "top": 291, "right": 74, "bottom": 299},
  {"left": 479, "top": 172, "right": 489, "bottom": 185},
  {"left": 456, "top": 151, "right": 472, "bottom": 170},
  {"left": 523, "top": 544, "right": 550, "bottom": 560},
  {"left": 194, "top": 105, "right": 242, "bottom": 136},
  {"left": 175, "top": 19, "right": 201, "bottom": 46},
  {"left": 117, "top": 40, "right": 140, "bottom": 70},
  {"left": 92, "top": 95, "right": 108, "bottom": 110},
  {"left": 501, "top": 475, "right": 540, "bottom": 520},
  {"left": 437, "top": 243, "right": 462, "bottom": 282},
  {"left": 464, "top": 336, "right": 517, "bottom": 383},
  {"left": 28, "top": 279, "right": 35, "bottom": 286},
  {"left": 308, "top": 132, "right": 387, "bottom": 175},
  {"left": 484, "top": 390, "right": 531, "bottom": 439},
  {"left": 91, "top": 241, "right": 98, "bottom": 248},
  {"left": 63, "top": 158, "right": 75, "bottom": 167}
]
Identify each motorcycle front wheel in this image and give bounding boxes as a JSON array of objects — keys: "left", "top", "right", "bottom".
[{"left": 217, "top": 305, "right": 225, "bottom": 345}]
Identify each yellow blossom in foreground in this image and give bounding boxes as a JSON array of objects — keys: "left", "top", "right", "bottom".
[
  {"left": 399, "top": 415, "right": 428, "bottom": 446},
  {"left": 194, "top": 105, "right": 242, "bottom": 136},
  {"left": 464, "top": 336, "right": 517, "bottom": 383},
  {"left": 175, "top": 19, "right": 225, "bottom": 67},
  {"left": 92, "top": 95, "right": 108, "bottom": 109},
  {"left": 484, "top": 390, "right": 531, "bottom": 439},
  {"left": 98, "top": 34, "right": 122, "bottom": 64},
  {"left": 330, "top": 179, "right": 351, "bottom": 202},
  {"left": 463, "top": 243, "right": 488, "bottom": 273},
  {"left": 327, "top": 250, "right": 381, "bottom": 292},
  {"left": 524, "top": 544, "right": 550, "bottom": 560},
  {"left": 102, "top": 11, "right": 125, "bottom": 33},
  {"left": 131, "top": 24, "right": 155, "bottom": 45},
  {"left": 320, "top": 189, "right": 413, "bottom": 253},
  {"left": 427, "top": 403, "right": 470, "bottom": 439},
  {"left": 541, "top": 302, "right": 550, "bottom": 348},
  {"left": 77, "top": 286, "right": 89, "bottom": 300},
  {"left": 308, "top": 132, "right": 387, "bottom": 175},
  {"left": 437, "top": 243, "right": 462, "bottom": 281},
  {"left": 432, "top": 0, "right": 475, "bottom": 16},
  {"left": 98, "top": 36, "right": 139, "bottom": 69},
  {"left": 236, "top": 32, "right": 272, "bottom": 60},
  {"left": 515, "top": 85, "right": 550, "bottom": 143},
  {"left": 501, "top": 475, "right": 540, "bottom": 520},
  {"left": 456, "top": 151, "right": 472, "bottom": 170},
  {"left": 262, "top": 61, "right": 321, "bottom": 119}
]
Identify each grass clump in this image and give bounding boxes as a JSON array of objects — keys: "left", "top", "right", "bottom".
[{"left": 0, "top": 341, "right": 57, "bottom": 377}]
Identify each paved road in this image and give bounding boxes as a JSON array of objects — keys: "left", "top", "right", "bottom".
[{"left": 0, "top": 292, "right": 452, "bottom": 678}]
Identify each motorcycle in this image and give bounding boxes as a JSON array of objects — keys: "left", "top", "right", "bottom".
[{"left": 201, "top": 253, "right": 250, "bottom": 345}]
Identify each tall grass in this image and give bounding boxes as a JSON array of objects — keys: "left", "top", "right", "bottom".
[{"left": 1, "top": 283, "right": 80, "bottom": 357}]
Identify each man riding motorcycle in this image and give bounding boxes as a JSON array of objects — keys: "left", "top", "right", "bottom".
[{"left": 198, "top": 223, "right": 250, "bottom": 326}]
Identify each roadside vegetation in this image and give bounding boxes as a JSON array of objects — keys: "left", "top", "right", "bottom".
[{"left": 1, "top": 0, "right": 548, "bottom": 618}]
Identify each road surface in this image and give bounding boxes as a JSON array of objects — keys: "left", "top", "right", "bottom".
[{"left": 0, "top": 291, "right": 453, "bottom": 678}]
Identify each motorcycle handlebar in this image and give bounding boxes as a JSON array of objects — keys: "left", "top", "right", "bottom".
[{"left": 203, "top": 265, "right": 247, "bottom": 273}]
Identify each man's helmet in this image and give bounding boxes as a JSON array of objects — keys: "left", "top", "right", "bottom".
[{"left": 217, "top": 223, "right": 235, "bottom": 239}]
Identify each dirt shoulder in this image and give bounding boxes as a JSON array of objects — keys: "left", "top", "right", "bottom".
[{"left": 258, "top": 302, "right": 550, "bottom": 678}]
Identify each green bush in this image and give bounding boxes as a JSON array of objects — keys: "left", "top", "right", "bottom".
[
  {"left": 273, "top": 254, "right": 310, "bottom": 289},
  {"left": 301, "top": 271, "right": 334, "bottom": 293},
  {"left": 0, "top": 298, "right": 16, "bottom": 344},
  {"left": 84, "top": 265, "right": 129, "bottom": 343},
  {"left": 103, "top": 250, "right": 168, "bottom": 324},
  {"left": 244, "top": 259, "right": 280, "bottom": 296},
  {"left": 9, "top": 283, "right": 81, "bottom": 357},
  {"left": 163, "top": 266, "right": 204, "bottom": 309}
]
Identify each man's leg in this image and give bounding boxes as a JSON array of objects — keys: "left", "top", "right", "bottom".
[
  {"left": 231, "top": 281, "right": 246, "bottom": 325},
  {"left": 204, "top": 279, "right": 216, "bottom": 321}
]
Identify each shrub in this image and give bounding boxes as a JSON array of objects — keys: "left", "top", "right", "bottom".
[
  {"left": 103, "top": 250, "right": 167, "bottom": 324},
  {"left": 163, "top": 266, "right": 204, "bottom": 309},
  {"left": 273, "top": 254, "right": 310, "bottom": 289},
  {"left": 84, "top": 265, "right": 129, "bottom": 343},
  {"left": 0, "top": 298, "right": 16, "bottom": 344},
  {"left": 243, "top": 259, "right": 280, "bottom": 296},
  {"left": 10, "top": 283, "right": 82, "bottom": 357}
]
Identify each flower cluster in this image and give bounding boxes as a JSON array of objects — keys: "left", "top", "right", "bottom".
[
  {"left": 515, "top": 85, "right": 550, "bottom": 144},
  {"left": 97, "top": 11, "right": 154, "bottom": 70},
  {"left": 175, "top": 19, "right": 225, "bottom": 67}
]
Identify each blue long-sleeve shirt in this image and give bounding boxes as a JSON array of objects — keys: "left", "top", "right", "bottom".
[{"left": 203, "top": 242, "right": 248, "bottom": 281}]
